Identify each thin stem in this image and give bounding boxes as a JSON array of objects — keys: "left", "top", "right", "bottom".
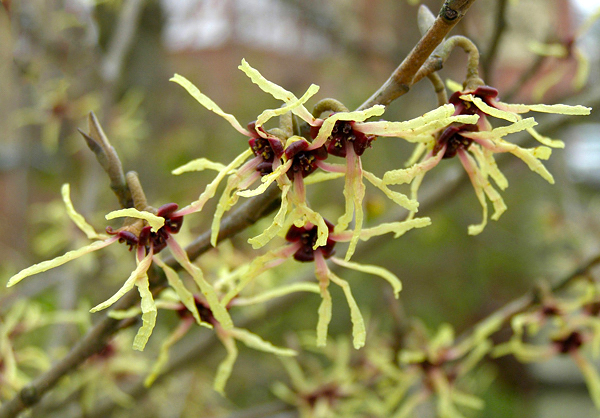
[
  {"left": 427, "top": 73, "right": 449, "bottom": 106},
  {"left": 78, "top": 112, "right": 133, "bottom": 209},
  {"left": 413, "top": 35, "right": 482, "bottom": 89}
]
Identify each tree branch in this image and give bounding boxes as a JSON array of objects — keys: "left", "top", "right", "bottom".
[{"left": 357, "top": 0, "right": 478, "bottom": 110}]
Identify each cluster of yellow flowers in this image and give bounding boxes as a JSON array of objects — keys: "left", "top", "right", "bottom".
[{"left": 5, "top": 59, "right": 591, "bottom": 393}]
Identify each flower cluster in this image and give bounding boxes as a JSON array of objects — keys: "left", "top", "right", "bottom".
[
  {"left": 383, "top": 82, "right": 590, "bottom": 234},
  {"left": 6, "top": 184, "right": 232, "bottom": 351}
]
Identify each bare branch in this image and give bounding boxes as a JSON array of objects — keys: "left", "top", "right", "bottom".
[{"left": 358, "top": 0, "right": 478, "bottom": 110}]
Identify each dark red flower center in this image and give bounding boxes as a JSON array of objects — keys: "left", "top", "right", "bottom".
[
  {"left": 311, "top": 120, "right": 375, "bottom": 158},
  {"left": 434, "top": 124, "right": 478, "bottom": 159},
  {"left": 247, "top": 121, "right": 285, "bottom": 176},
  {"left": 284, "top": 140, "right": 328, "bottom": 180},
  {"left": 106, "top": 203, "right": 184, "bottom": 254},
  {"left": 553, "top": 331, "right": 583, "bottom": 354},
  {"left": 285, "top": 220, "right": 336, "bottom": 262}
]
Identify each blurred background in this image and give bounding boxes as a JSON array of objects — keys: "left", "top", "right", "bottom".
[{"left": 1, "top": 0, "right": 600, "bottom": 417}]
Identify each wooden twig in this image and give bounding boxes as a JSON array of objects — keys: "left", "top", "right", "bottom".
[{"left": 357, "top": 0, "right": 478, "bottom": 110}]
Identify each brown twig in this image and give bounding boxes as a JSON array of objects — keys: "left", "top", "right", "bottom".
[
  {"left": 357, "top": 0, "right": 478, "bottom": 110},
  {"left": 78, "top": 112, "right": 133, "bottom": 209}
]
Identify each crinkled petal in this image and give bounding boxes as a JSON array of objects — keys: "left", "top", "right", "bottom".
[
  {"left": 363, "top": 170, "right": 418, "bottom": 211},
  {"left": 90, "top": 250, "right": 153, "bottom": 312},
  {"left": 221, "top": 244, "right": 298, "bottom": 306},
  {"left": 329, "top": 272, "right": 366, "bottom": 349},
  {"left": 573, "top": 47, "right": 589, "bottom": 90},
  {"left": 144, "top": 320, "right": 193, "bottom": 387},
  {"left": 132, "top": 276, "right": 157, "bottom": 351},
  {"left": 214, "top": 331, "right": 238, "bottom": 395},
  {"left": 229, "top": 327, "right": 297, "bottom": 356},
  {"left": 238, "top": 58, "right": 316, "bottom": 124},
  {"left": 255, "top": 84, "right": 320, "bottom": 130},
  {"left": 457, "top": 150, "right": 490, "bottom": 235},
  {"left": 176, "top": 149, "right": 253, "bottom": 216},
  {"left": 314, "top": 252, "right": 333, "bottom": 347},
  {"left": 303, "top": 171, "right": 345, "bottom": 185},
  {"left": 462, "top": 95, "right": 518, "bottom": 123},
  {"left": 528, "top": 41, "right": 567, "bottom": 57},
  {"left": 170, "top": 74, "right": 251, "bottom": 136},
  {"left": 573, "top": 352, "right": 600, "bottom": 410},
  {"left": 172, "top": 158, "right": 229, "bottom": 175},
  {"left": 494, "top": 100, "right": 591, "bottom": 116},
  {"left": 153, "top": 256, "right": 206, "bottom": 327},
  {"left": 331, "top": 256, "right": 402, "bottom": 298},
  {"left": 247, "top": 184, "right": 291, "bottom": 249},
  {"left": 8, "top": 237, "right": 118, "bottom": 287},
  {"left": 233, "top": 282, "right": 320, "bottom": 306},
  {"left": 237, "top": 159, "right": 292, "bottom": 198},
  {"left": 525, "top": 126, "right": 564, "bottom": 148},
  {"left": 383, "top": 150, "right": 443, "bottom": 185},
  {"left": 167, "top": 238, "right": 233, "bottom": 329},
  {"left": 61, "top": 184, "right": 103, "bottom": 239},
  {"left": 105, "top": 209, "right": 165, "bottom": 233}
]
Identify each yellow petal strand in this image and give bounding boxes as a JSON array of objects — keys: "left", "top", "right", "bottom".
[
  {"left": 255, "top": 84, "right": 320, "bottom": 129},
  {"left": 132, "top": 276, "right": 158, "bottom": 351},
  {"left": 237, "top": 159, "right": 292, "bottom": 198},
  {"left": 144, "top": 321, "right": 192, "bottom": 387},
  {"left": 238, "top": 58, "right": 316, "bottom": 124},
  {"left": 177, "top": 149, "right": 253, "bottom": 215},
  {"left": 229, "top": 328, "right": 297, "bottom": 356},
  {"left": 316, "top": 288, "right": 333, "bottom": 347},
  {"left": 470, "top": 146, "right": 508, "bottom": 190},
  {"left": 170, "top": 74, "right": 251, "bottom": 136},
  {"left": 363, "top": 170, "right": 418, "bottom": 211},
  {"left": 573, "top": 352, "right": 600, "bottom": 410},
  {"left": 329, "top": 272, "right": 366, "bottom": 349},
  {"left": 61, "top": 184, "right": 101, "bottom": 239},
  {"left": 105, "top": 209, "right": 164, "bottom": 233},
  {"left": 153, "top": 257, "right": 205, "bottom": 326},
  {"left": 458, "top": 151, "right": 489, "bottom": 236},
  {"left": 303, "top": 171, "right": 345, "bottom": 185},
  {"left": 214, "top": 331, "right": 238, "bottom": 395},
  {"left": 233, "top": 282, "right": 320, "bottom": 306},
  {"left": 526, "top": 126, "right": 564, "bottom": 148},
  {"left": 496, "top": 101, "right": 591, "bottom": 116},
  {"left": 344, "top": 153, "right": 365, "bottom": 261},
  {"left": 211, "top": 174, "right": 243, "bottom": 247},
  {"left": 248, "top": 184, "right": 290, "bottom": 249},
  {"left": 358, "top": 218, "right": 431, "bottom": 241},
  {"left": 311, "top": 105, "right": 385, "bottom": 149},
  {"left": 7, "top": 238, "right": 116, "bottom": 287},
  {"left": 528, "top": 41, "right": 567, "bottom": 57},
  {"left": 358, "top": 104, "right": 468, "bottom": 136},
  {"left": 172, "top": 158, "right": 228, "bottom": 175},
  {"left": 331, "top": 257, "right": 402, "bottom": 298},
  {"left": 90, "top": 250, "right": 153, "bottom": 312},
  {"left": 167, "top": 238, "right": 233, "bottom": 329},
  {"left": 573, "top": 48, "right": 590, "bottom": 90},
  {"left": 383, "top": 151, "right": 443, "bottom": 185},
  {"left": 445, "top": 78, "right": 463, "bottom": 93},
  {"left": 464, "top": 95, "right": 518, "bottom": 122}
]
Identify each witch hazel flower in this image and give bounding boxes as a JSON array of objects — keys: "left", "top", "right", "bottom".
[
  {"left": 169, "top": 67, "right": 321, "bottom": 247},
  {"left": 383, "top": 83, "right": 591, "bottom": 235},
  {"left": 304, "top": 103, "right": 479, "bottom": 260},
  {"left": 6, "top": 184, "right": 232, "bottom": 350},
  {"left": 217, "top": 217, "right": 430, "bottom": 350}
]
